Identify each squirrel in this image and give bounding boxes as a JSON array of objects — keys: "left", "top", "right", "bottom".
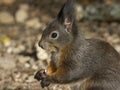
[{"left": 34, "top": 0, "right": 120, "bottom": 90}]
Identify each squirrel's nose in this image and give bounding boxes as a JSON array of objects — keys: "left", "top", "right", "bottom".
[{"left": 38, "top": 41, "right": 44, "bottom": 49}]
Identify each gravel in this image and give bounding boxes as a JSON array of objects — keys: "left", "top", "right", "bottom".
[{"left": 0, "top": 1, "right": 120, "bottom": 90}]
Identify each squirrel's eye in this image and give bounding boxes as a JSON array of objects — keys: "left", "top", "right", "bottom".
[{"left": 50, "top": 31, "right": 59, "bottom": 39}]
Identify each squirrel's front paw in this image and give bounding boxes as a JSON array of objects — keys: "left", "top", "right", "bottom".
[
  {"left": 34, "top": 69, "right": 46, "bottom": 81},
  {"left": 41, "top": 78, "right": 50, "bottom": 88}
]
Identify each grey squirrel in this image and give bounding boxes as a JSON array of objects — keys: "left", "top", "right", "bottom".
[{"left": 34, "top": 0, "right": 120, "bottom": 90}]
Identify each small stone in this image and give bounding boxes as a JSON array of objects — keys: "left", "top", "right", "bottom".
[
  {"left": 41, "top": 15, "right": 52, "bottom": 23},
  {"left": 22, "top": 74, "right": 28, "bottom": 82},
  {"left": 112, "top": 37, "right": 120, "bottom": 44},
  {"left": 15, "top": 72, "right": 21, "bottom": 79},
  {"left": 0, "top": 57, "right": 16, "bottom": 70},
  {"left": 106, "top": 34, "right": 120, "bottom": 44},
  {"left": 19, "top": 4, "right": 29, "bottom": 11},
  {"left": 75, "top": 4, "right": 84, "bottom": 21},
  {"left": 7, "top": 47, "right": 13, "bottom": 54},
  {"left": 18, "top": 56, "right": 30, "bottom": 64},
  {"left": 110, "top": 4, "right": 120, "bottom": 19},
  {"left": 25, "top": 18, "right": 42, "bottom": 29},
  {"left": 0, "top": 0, "right": 15, "bottom": 5},
  {"left": 32, "top": 64, "right": 38, "bottom": 70},
  {"left": 52, "top": 85, "right": 71, "bottom": 90},
  {"left": 12, "top": 45, "right": 25, "bottom": 54},
  {"left": 25, "top": 63, "right": 30, "bottom": 68},
  {"left": 0, "top": 11, "right": 14, "bottom": 24},
  {"left": 15, "top": 4, "right": 29, "bottom": 23},
  {"left": 15, "top": 10, "right": 28, "bottom": 23},
  {"left": 26, "top": 76, "right": 35, "bottom": 83}
]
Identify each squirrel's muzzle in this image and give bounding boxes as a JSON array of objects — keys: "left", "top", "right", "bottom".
[{"left": 38, "top": 41, "right": 44, "bottom": 49}]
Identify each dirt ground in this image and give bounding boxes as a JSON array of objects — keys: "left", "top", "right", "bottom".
[{"left": 0, "top": 0, "right": 120, "bottom": 90}]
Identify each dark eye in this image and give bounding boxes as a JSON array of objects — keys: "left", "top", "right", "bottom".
[{"left": 50, "top": 31, "right": 59, "bottom": 39}]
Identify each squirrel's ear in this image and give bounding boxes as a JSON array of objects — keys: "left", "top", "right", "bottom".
[{"left": 57, "top": 0, "right": 75, "bottom": 32}]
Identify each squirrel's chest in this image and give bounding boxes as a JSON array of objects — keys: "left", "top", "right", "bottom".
[
  {"left": 51, "top": 52, "right": 60, "bottom": 67},
  {"left": 51, "top": 46, "right": 72, "bottom": 67},
  {"left": 51, "top": 50, "right": 69, "bottom": 67}
]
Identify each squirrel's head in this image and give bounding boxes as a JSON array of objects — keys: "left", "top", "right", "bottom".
[{"left": 39, "top": 0, "right": 78, "bottom": 52}]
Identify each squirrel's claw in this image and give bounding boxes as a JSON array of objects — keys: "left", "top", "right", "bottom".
[
  {"left": 34, "top": 69, "right": 46, "bottom": 81},
  {"left": 34, "top": 69, "right": 50, "bottom": 88},
  {"left": 41, "top": 78, "right": 50, "bottom": 88}
]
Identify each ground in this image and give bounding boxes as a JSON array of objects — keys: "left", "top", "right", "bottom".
[{"left": 0, "top": 0, "right": 120, "bottom": 90}]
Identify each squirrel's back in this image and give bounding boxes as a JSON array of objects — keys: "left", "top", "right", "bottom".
[{"left": 69, "top": 38, "right": 120, "bottom": 90}]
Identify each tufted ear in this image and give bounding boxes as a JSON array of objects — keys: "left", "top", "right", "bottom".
[{"left": 57, "top": 0, "right": 75, "bottom": 32}]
